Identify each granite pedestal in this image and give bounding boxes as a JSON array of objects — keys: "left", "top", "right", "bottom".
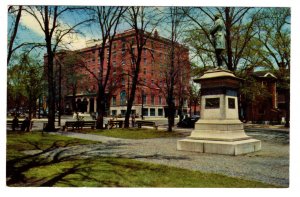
[{"left": 177, "top": 69, "right": 261, "bottom": 155}]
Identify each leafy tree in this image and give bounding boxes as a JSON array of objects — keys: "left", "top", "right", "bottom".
[
  {"left": 160, "top": 7, "right": 190, "bottom": 131},
  {"left": 24, "top": 6, "right": 91, "bottom": 131},
  {"left": 92, "top": 6, "right": 126, "bottom": 129},
  {"left": 123, "top": 6, "right": 160, "bottom": 128},
  {"left": 183, "top": 7, "right": 261, "bottom": 71},
  {"left": 7, "top": 54, "right": 45, "bottom": 119},
  {"left": 255, "top": 8, "right": 290, "bottom": 127}
]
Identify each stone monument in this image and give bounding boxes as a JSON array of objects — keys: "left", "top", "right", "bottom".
[{"left": 177, "top": 69, "right": 261, "bottom": 155}]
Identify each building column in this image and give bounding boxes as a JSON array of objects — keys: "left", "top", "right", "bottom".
[
  {"left": 87, "top": 98, "right": 90, "bottom": 113},
  {"left": 94, "top": 97, "right": 97, "bottom": 112}
]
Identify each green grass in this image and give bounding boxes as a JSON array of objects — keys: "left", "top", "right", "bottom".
[
  {"left": 73, "top": 128, "right": 187, "bottom": 139},
  {"left": 6, "top": 131, "right": 278, "bottom": 187},
  {"left": 6, "top": 131, "right": 100, "bottom": 161},
  {"left": 22, "top": 157, "right": 275, "bottom": 187}
]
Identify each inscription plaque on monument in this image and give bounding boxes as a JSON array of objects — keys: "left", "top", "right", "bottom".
[
  {"left": 205, "top": 98, "right": 220, "bottom": 109},
  {"left": 228, "top": 98, "right": 235, "bottom": 109}
]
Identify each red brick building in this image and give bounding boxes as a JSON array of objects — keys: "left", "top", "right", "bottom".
[
  {"left": 241, "top": 71, "right": 282, "bottom": 123},
  {"left": 51, "top": 29, "right": 190, "bottom": 117}
]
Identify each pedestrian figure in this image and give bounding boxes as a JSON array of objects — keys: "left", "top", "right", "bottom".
[
  {"left": 21, "top": 117, "right": 31, "bottom": 132},
  {"left": 131, "top": 114, "right": 135, "bottom": 127},
  {"left": 12, "top": 116, "right": 19, "bottom": 131}
]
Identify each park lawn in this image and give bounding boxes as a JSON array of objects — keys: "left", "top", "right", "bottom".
[
  {"left": 6, "top": 131, "right": 100, "bottom": 161},
  {"left": 74, "top": 128, "right": 187, "bottom": 139},
  {"left": 21, "top": 157, "right": 276, "bottom": 188},
  {"left": 6, "top": 131, "right": 277, "bottom": 187}
]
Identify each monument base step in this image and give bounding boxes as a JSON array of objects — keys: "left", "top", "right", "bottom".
[{"left": 177, "top": 138, "right": 261, "bottom": 156}]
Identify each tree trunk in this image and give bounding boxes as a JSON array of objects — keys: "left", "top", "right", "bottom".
[
  {"left": 124, "top": 63, "right": 140, "bottom": 128},
  {"left": 44, "top": 6, "right": 56, "bottom": 131},
  {"left": 45, "top": 47, "right": 55, "bottom": 131},
  {"left": 284, "top": 89, "right": 290, "bottom": 128},
  {"left": 7, "top": 6, "right": 22, "bottom": 65},
  {"left": 225, "top": 7, "right": 234, "bottom": 71},
  {"left": 96, "top": 86, "right": 106, "bottom": 129},
  {"left": 167, "top": 101, "right": 175, "bottom": 132}
]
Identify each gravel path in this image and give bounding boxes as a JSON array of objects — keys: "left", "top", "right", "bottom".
[{"left": 49, "top": 131, "right": 289, "bottom": 187}]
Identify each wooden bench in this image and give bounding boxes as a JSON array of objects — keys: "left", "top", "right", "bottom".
[
  {"left": 7, "top": 120, "right": 33, "bottom": 131},
  {"left": 135, "top": 120, "right": 158, "bottom": 130},
  {"left": 81, "top": 121, "right": 96, "bottom": 129},
  {"left": 62, "top": 121, "right": 80, "bottom": 131},
  {"left": 108, "top": 120, "right": 123, "bottom": 129},
  {"left": 63, "top": 121, "right": 96, "bottom": 131}
]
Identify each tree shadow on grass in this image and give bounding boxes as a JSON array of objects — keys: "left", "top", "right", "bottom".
[
  {"left": 6, "top": 141, "right": 135, "bottom": 187},
  {"left": 7, "top": 137, "right": 191, "bottom": 187}
]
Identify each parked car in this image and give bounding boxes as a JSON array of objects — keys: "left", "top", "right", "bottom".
[{"left": 177, "top": 115, "right": 200, "bottom": 128}]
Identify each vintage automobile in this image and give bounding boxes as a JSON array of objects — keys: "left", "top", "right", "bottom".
[{"left": 176, "top": 115, "right": 200, "bottom": 128}]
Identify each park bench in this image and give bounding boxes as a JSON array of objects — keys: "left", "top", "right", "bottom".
[
  {"left": 135, "top": 120, "right": 158, "bottom": 130},
  {"left": 7, "top": 119, "right": 33, "bottom": 131},
  {"left": 63, "top": 120, "right": 96, "bottom": 131},
  {"left": 108, "top": 120, "right": 123, "bottom": 129},
  {"left": 81, "top": 121, "right": 96, "bottom": 129}
]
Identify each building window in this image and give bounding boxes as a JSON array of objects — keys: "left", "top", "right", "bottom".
[
  {"left": 143, "top": 108, "right": 148, "bottom": 116},
  {"left": 144, "top": 68, "right": 147, "bottom": 75},
  {"left": 158, "top": 108, "right": 163, "bottom": 116},
  {"left": 112, "top": 96, "right": 116, "bottom": 106},
  {"left": 113, "top": 61, "right": 116, "bottom": 67},
  {"left": 122, "top": 78, "right": 125, "bottom": 85},
  {"left": 151, "top": 95, "right": 155, "bottom": 105},
  {"left": 144, "top": 58, "right": 147, "bottom": 65},
  {"left": 111, "top": 110, "right": 117, "bottom": 116},
  {"left": 120, "top": 90, "right": 127, "bottom": 105},
  {"left": 151, "top": 70, "right": 154, "bottom": 76},
  {"left": 151, "top": 60, "right": 154, "bottom": 66},
  {"left": 150, "top": 108, "right": 155, "bottom": 116},
  {"left": 159, "top": 96, "right": 162, "bottom": 105},
  {"left": 143, "top": 94, "right": 147, "bottom": 104},
  {"left": 151, "top": 80, "right": 154, "bottom": 86},
  {"left": 121, "top": 110, "right": 126, "bottom": 116}
]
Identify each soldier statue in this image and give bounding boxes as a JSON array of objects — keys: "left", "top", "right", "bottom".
[{"left": 210, "top": 14, "right": 226, "bottom": 68}]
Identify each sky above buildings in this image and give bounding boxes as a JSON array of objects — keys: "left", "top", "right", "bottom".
[{"left": 8, "top": 6, "right": 168, "bottom": 50}]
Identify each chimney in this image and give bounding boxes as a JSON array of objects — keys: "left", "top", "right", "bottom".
[{"left": 154, "top": 29, "right": 158, "bottom": 38}]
